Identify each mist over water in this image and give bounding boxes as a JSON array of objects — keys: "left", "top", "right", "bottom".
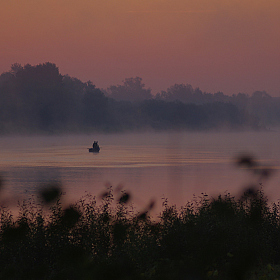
[{"left": 0, "top": 131, "right": 279, "bottom": 213}]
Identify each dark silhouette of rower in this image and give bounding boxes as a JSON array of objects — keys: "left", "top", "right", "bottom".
[{"left": 93, "top": 141, "right": 98, "bottom": 148}]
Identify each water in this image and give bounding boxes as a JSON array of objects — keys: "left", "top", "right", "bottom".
[{"left": 0, "top": 131, "right": 280, "bottom": 213}]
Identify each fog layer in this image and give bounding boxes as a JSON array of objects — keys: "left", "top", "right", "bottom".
[{"left": 0, "top": 63, "right": 278, "bottom": 134}]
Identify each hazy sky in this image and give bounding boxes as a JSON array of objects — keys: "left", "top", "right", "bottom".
[{"left": 1, "top": 0, "right": 279, "bottom": 96}]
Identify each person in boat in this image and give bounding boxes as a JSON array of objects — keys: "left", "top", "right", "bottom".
[{"left": 93, "top": 141, "right": 98, "bottom": 148}]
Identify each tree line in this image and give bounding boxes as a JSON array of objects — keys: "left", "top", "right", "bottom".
[{"left": 0, "top": 62, "right": 277, "bottom": 134}]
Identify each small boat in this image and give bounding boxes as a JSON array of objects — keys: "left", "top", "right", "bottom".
[{"left": 89, "top": 141, "right": 100, "bottom": 153}]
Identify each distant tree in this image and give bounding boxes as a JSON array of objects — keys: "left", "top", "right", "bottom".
[
  {"left": 250, "top": 91, "right": 272, "bottom": 107},
  {"left": 248, "top": 91, "right": 273, "bottom": 126},
  {"left": 10, "top": 63, "right": 23, "bottom": 75},
  {"left": 82, "top": 82, "right": 109, "bottom": 128},
  {"left": 231, "top": 93, "right": 249, "bottom": 110},
  {"left": 13, "top": 63, "right": 66, "bottom": 129},
  {"left": 156, "top": 84, "right": 194, "bottom": 103},
  {"left": 213, "top": 91, "right": 229, "bottom": 103},
  {"left": 156, "top": 83, "right": 231, "bottom": 105},
  {"left": 138, "top": 99, "right": 250, "bottom": 130},
  {"left": 107, "top": 99, "right": 142, "bottom": 131},
  {"left": 62, "top": 75, "right": 85, "bottom": 96},
  {"left": 0, "top": 70, "right": 19, "bottom": 131},
  {"left": 0, "top": 62, "right": 75, "bottom": 131},
  {"left": 106, "top": 77, "right": 152, "bottom": 102}
]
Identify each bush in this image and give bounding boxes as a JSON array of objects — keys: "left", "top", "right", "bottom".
[{"left": 0, "top": 186, "right": 280, "bottom": 279}]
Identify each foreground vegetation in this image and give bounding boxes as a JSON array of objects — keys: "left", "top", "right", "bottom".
[{"left": 1, "top": 182, "right": 280, "bottom": 280}]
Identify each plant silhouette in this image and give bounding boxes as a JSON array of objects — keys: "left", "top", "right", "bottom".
[{"left": 0, "top": 157, "right": 279, "bottom": 279}]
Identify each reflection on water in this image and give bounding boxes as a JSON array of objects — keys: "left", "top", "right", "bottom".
[{"left": 0, "top": 132, "right": 279, "bottom": 212}]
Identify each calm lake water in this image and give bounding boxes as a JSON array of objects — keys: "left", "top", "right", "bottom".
[{"left": 0, "top": 131, "right": 280, "bottom": 213}]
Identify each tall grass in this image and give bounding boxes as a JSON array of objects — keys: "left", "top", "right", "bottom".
[{"left": 1, "top": 184, "right": 280, "bottom": 280}]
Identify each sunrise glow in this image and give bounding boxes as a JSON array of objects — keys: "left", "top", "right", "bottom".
[{"left": 1, "top": 0, "right": 279, "bottom": 95}]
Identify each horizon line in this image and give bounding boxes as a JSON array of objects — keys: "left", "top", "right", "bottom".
[{"left": 126, "top": 10, "right": 217, "bottom": 14}]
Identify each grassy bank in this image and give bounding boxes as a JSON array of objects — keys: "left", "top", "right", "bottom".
[{"left": 1, "top": 184, "right": 280, "bottom": 280}]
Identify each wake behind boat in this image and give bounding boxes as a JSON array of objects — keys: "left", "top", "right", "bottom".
[{"left": 89, "top": 141, "right": 100, "bottom": 153}]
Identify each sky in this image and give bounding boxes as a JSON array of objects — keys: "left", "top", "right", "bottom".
[{"left": 1, "top": 0, "right": 280, "bottom": 96}]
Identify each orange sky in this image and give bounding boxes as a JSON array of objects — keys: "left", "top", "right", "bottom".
[{"left": 1, "top": 0, "right": 280, "bottom": 95}]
